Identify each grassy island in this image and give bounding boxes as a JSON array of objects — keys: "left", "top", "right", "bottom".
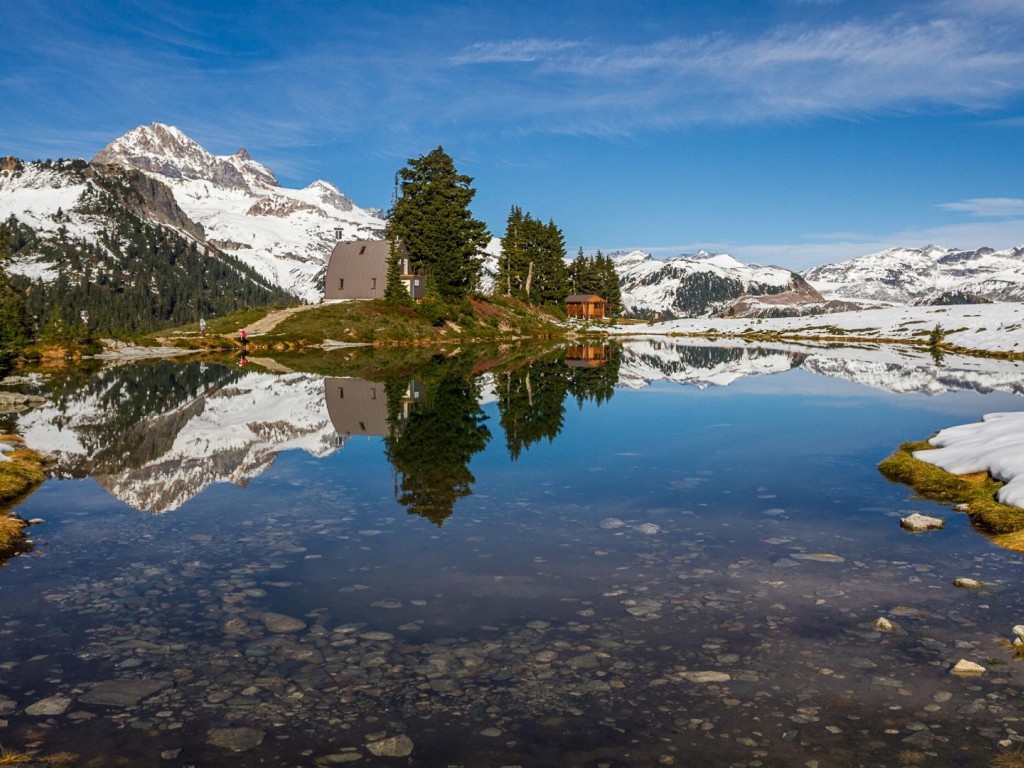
[
  {"left": 0, "top": 436, "right": 46, "bottom": 559},
  {"left": 879, "top": 440, "right": 1024, "bottom": 551}
]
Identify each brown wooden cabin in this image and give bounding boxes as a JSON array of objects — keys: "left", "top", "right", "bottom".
[
  {"left": 565, "top": 294, "right": 606, "bottom": 319},
  {"left": 324, "top": 240, "right": 424, "bottom": 301}
]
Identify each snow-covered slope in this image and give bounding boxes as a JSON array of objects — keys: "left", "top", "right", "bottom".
[
  {"left": 612, "top": 249, "right": 822, "bottom": 318},
  {"left": 803, "top": 245, "right": 1024, "bottom": 304},
  {"left": 92, "top": 123, "right": 385, "bottom": 301}
]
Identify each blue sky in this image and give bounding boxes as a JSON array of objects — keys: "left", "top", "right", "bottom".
[{"left": 3, "top": 0, "right": 1024, "bottom": 269}]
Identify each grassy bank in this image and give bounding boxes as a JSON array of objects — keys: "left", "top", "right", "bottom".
[
  {"left": 156, "top": 296, "right": 569, "bottom": 352},
  {"left": 879, "top": 440, "right": 1024, "bottom": 551},
  {"left": 0, "top": 436, "right": 46, "bottom": 559}
]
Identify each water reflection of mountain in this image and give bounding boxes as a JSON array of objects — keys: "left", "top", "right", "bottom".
[
  {"left": 18, "top": 363, "right": 338, "bottom": 513},
  {"left": 619, "top": 337, "right": 1024, "bottom": 397},
  {"left": 619, "top": 339, "right": 805, "bottom": 389}
]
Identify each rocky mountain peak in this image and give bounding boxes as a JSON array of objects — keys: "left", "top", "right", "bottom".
[{"left": 93, "top": 122, "right": 250, "bottom": 190}]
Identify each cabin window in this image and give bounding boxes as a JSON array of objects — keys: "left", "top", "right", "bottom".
[
  {"left": 371, "top": 277, "right": 377, "bottom": 290},
  {"left": 339, "top": 278, "right": 344, "bottom": 290},
  {"left": 359, "top": 421, "right": 366, "bottom": 431},
  {"left": 359, "top": 245, "right": 367, "bottom": 255},
  {"left": 371, "top": 387, "right": 377, "bottom": 400},
  {"left": 338, "top": 387, "right": 344, "bottom": 399}
]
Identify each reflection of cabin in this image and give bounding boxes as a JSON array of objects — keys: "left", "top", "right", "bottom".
[
  {"left": 565, "top": 345, "right": 608, "bottom": 368},
  {"left": 324, "top": 377, "right": 423, "bottom": 443},
  {"left": 323, "top": 240, "right": 424, "bottom": 301},
  {"left": 565, "top": 294, "right": 606, "bottom": 319}
]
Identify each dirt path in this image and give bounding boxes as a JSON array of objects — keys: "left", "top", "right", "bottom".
[{"left": 243, "top": 304, "right": 320, "bottom": 336}]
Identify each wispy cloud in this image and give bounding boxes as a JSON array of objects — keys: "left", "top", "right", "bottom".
[
  {"left": 450, "top": 39, "right": 580, "bottom": 65},
  {"left": 450, "top": 6, "right": 1024, "bottom": 132},
  {"left": 939, "top": 198, "right": 1024, "bottom": 218}
]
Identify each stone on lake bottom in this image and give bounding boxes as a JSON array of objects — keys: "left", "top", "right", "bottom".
[
  {"left": 260, "top": 612, "right": 307, "bottom": 633},
  {"left": 950, "top": 659, "right": 986, "bottom": 676},
  {"left": 1013, "top": 625, "right": 1024, "bottom": 641},
  {"left": 79, "top": 679, "right": 168, "bottom": 707},
  {"left": 953, "top": 578, "right": 984, "bottom": 589},
  {"left": 874, "top": 617, "right": 896, "bottom": 632},
  {"left": 366, "top": 734, "right": 414, "bottom": 757},
  {"left": 679, "top": 671, "right": 731, "bottom": 683},
  {"left": 599, "top": 518, "right": 625, "bottom": 529},
  {"left": 25, "top": 695, "right": 72, "bottom": 716},
  {"left": 208, "top": 727, "right": 266, "bottom": 751},
  {"left": 900, "top": 513, "right": 944, "bottom": 532}
]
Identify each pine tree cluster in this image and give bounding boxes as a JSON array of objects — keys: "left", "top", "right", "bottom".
[
  {"left": 497, "top": 206, "right": 568, "bottom": 306},
  {"left": 568, "top": 249, "right": 622, "bottom": 315}
]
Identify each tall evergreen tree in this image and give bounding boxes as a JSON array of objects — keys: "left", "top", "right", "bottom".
[
  {"left": 386, "top": 147, "right": 490, "bottom": 301},
  {"left": 499, "top": 208, "right": 568, "bottom": 305}
]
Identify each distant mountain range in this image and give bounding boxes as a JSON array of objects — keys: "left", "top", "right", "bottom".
[{"left": 2, "top": 122, "right": 1023, "bottom": 322}]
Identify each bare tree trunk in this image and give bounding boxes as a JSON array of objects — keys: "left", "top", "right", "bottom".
[{"left": 525, "top": 261, "right": 533, "bottom": 297}]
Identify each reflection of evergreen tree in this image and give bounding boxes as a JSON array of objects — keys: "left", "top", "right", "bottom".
[
  {"left": 497, "top": 358, "right": 569, "bottom": 460},
  {"left": 566, "top": 344, "right": 623, "bottom": 408},
  {"left": 384, "top": 362, "right": 491, "bottom": 526}
]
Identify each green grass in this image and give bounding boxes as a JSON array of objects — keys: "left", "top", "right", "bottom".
[{"left": 879, "top": 440, "right": 1024, "bottom": 550}]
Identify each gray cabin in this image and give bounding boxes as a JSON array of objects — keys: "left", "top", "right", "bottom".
[{"left": 324, "top": 239, "right": 424, "bottom": 301}]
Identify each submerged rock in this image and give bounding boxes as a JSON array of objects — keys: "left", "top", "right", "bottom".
[
  {"left": 260, "top": 612, "right": 307, "bottom": 633},
  {"left": 25, "top": 695, "right": 72, "bottom": 716},
  {"left": 208, "top": 727, "right": 266, "bottom": 751},
  {"left": 900, "top": 513, "right": 945, "bottom": 532},
  {"left": 874, "top": 617, "right": 896, "bottom": 632},
  {"left": 953, "top": 578, "right": 984, "bottom": 589},
  {"left": 366, "top": 734, "right": 414, "bottom": 757},
  {"left": 79, "top": 679, "right": 168, "bottom": 707},
  {"left": 950, "top": 659, "right": 986, "bottom": 676}
]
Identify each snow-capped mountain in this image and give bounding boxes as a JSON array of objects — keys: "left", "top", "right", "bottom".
[
  {"left": 91, "top": 123, "right": 385, "bottom": 301},
  {"left": 803, "top": 244, "right": 1024, "bottom": 304},
  {"left": 611, "top": 249, "right": 824, "bottom": 318}
]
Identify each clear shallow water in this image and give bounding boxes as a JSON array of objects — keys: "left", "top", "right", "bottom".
[{"left": 2, "top": 342, "right": 1024, "bottom": 766}]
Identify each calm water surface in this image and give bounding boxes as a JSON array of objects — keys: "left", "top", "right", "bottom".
[{"left": 2, "top": 341, "right": 1024, "bottom": 767}]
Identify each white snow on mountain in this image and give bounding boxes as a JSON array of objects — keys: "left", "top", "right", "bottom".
[
  {"left": 803, "top": 244, "right": 1024, "bottom": 304},
  {"left": 610, "top": 249, "right": 812, "bottom": 318},
  {"left": 0, "top": 163, "right": 96, "bottom": 282},
  {"left": 91, "top": 123, "right": 385, "bottom": 301}
]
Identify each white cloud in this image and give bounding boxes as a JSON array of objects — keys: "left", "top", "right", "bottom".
[{"left": 939, "top": 198, "right": 1024, "bottom": 218}]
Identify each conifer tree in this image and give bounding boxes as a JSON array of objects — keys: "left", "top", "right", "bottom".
[
  {"left": 384, "top": 240, "right": 412, "bottom": 306},
  {"left": 386, "top": 147, "right": 490, "bottom": 301}
]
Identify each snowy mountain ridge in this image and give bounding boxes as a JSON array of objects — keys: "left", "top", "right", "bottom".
[
  {"left": 802, "top": 244, "right": 1024, "bottom": 304},
  {"left": 90, "top": 122, "right": 385, "bottom": 301},
  {"left": 608, "top": 249, "right": 823, "bottom": 318}
]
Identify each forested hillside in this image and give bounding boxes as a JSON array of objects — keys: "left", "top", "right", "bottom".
[{"left": 1, "top": 160, "right": 293, "bottom": 339}]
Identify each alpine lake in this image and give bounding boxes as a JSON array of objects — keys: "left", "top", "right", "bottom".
[{"left": 2, "top": 338, "right": 1024, "bottom": 768}]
